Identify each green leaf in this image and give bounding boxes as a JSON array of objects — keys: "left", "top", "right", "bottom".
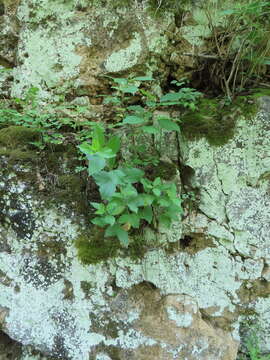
[
  {"left": 119, "top": 213, "right": 140, "bottom": 228},
  {"left": 92, "top": 126, "right": 105, "bottom": 152},
  {"left": 153, "top": 188, "right": 161, "bottom": 196},
  {"left": 122, "top": 168, "right": 145, "bottom": 183},
  {"left": 121, "top": 85, "right": 138, "bottom": 94},
  {"left": 157, "top": 117, "right": 180, "bottom": 132},
  {"left": 153, "top": 177, "right": 162, "bottom": 186},
  {"left": 112, "top": 78, "right": 128, "bottom": 85},
  {"left": 105, "top": 224, "right": 129, "bottom": 247},
  {"left": 127, "top": 105, "right": 145, "bottom": 112},
  {"left": 116, "top": 227, "right": 129, "bottom": 247},
  {"left": 123, "top": 115, "right": 146, "bottom": 125},
  {"left": 106, "top": 200, "right": 125, "bottom": 216},
  {"left": 142, "top": 126, "right": 159, "bottom": 134},
  {"left": 160, "top": 92, "right": 181, "bottom": 103},
  {"left": 107, "top": 135, "right": 121, "bottom": 155},
  {"left": 138, "top": 206, "right": 153, "bottom": 223},
  {"left": 91, "top": 217, "right": 107, "bottom": 227},
  {"left": 158, "top": 215, "right": 172, "bottom": 228},
  {"left": 140, "top": 193, "right": 155, "bottom": 206},
  {"left": 78, "top": 142, "right": 93, "bottom": 156},
  {"left": 93, "top": 170, "right": 125, "bottom": 199},
  {"left": 87, "top": 154, "right": 106, "bottom": 175},
  {"left": 121, "top": 184, "right": 138, "bottom": 198},
  {"left": 97, "top": 147, "right": 116, "bottom": 159},
  {"left": 133, "top": 76, "right": 154, "bottom": 81},
  {"left": 90, "top": 202, "right": 106, "bottom": 213},
  {"left": 103, "top": 215, "right": 116, "bottom": 226}
]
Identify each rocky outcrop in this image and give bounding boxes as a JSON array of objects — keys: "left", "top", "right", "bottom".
[{"left": 0, "top": 0, "right": 270, "bottom": 359}]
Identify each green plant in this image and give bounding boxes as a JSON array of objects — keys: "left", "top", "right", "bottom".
[
  {"left": 79, "top": 125, "right": 182, "bottom": 246},
  {"left": 77, "top": 76, "right": 196, "bottom": 246},
  {"left": 203, "top": 0, "right": 270, "bottom": 98}
]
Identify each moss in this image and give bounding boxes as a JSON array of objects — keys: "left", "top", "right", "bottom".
[
  {"left": 0, "top": 148, "right": 37, "bottom": 162},
  {"left": 0, "top": 126, "right": 40, "bottom": 148},
  {"left": 181, "top": 95, "right": 259, "bottom": 146},
  {"left": 145, "top": 160, "right": 177, "bottom": 181},
  {"left": 75, "top": 230, "right": 147, "bottom": 265},
  {"left": 75, "top": 230, "right": 121, "bottom": 265}
]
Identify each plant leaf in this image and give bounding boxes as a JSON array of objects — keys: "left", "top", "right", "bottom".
[
  {"left": 93, "top": 170, "right": 125, "bottom": 199},
  {"left": 78, "top": 142, "right": 93, "bottom": 156},
  {"left": 123, "top": 115, "right": 146, "bottom": 125},
  {"left": 105, "top": 224, "right": 129, "bottom": 247},
  {"left": 157, "top": 117, "right": 180, "bottom": 132},
  {"left": 142, "top": 126, "right": 159, "bottom": 134},
  {"left": 92, "top": 126, "right": 105, "bottom": 152},
  {"left": 122, "top": 168, "right": 145, "bottom": 183},
  {"left": 87, "top": 154, "right": 106, "bottom": 175},
  {"left": 107, "top": 135, "right": 121, "bottom": 155},
  {"left": 138, "top": 206, "right": 153, "bottom": 223},
  {"left": 133, "top": 76, "right": 154, "bottom": 81},
  {"left": 119, "top": 213, "right": 140, "bottom": 228},
  {"left": 121, "top": 85, "right": 138, "bottom": 94}
]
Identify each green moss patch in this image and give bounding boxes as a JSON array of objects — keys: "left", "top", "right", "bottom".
[
  {"left": 75, "top": 231, "right": 120, "bottom": 265},
  {"left": 75, "top": 230, "right": 147, "bottom": 265},
  {"left": 181, "top": 96, "right": 258, "bottom": 146},
  {"left": 0, "top": 126, "right": 40, "bottom": 148}
]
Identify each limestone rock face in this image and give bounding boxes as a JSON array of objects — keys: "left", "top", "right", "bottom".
[{"left": 0, "top": 0, "right": 270, "bottom": 359}]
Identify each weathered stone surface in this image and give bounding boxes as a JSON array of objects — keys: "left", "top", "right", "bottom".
[{"left": 0, "top": 0, "right": 270, "bottom": 359}]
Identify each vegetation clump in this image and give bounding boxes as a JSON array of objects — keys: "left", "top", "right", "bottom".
[{"left": 181, "top": 96, "right": 259, "bottom": 146}]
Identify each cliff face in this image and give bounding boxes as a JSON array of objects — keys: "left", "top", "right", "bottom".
[{"left": 0, "top": 1, "right": 270, "bottom": 359}]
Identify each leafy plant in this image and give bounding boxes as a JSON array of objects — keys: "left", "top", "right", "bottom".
[
  {"left": 78, "top": 125, "right": 182, "bottom": 246},
  {"left": 203, "top": 0, "right": 270, "bottom": 98}
]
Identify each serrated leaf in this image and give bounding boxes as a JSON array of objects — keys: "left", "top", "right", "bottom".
[
  {"left": 93, "top": 170, "right": 125, "bottom": 199},
  {"left": 157, "top": 117, "right": 180, "bottom": 132},
  {"left": 138, "top": 206, "right": 153, "bottom": 223},
  {"left": 87, "top": 154, "right": 106, "bottom": 175},
  {"left": 119, "top": 213, "right": 140, "bottom": 228},
  {"left": 90, "top": 202, "right": 106, "bottom": 214},
  {"left": 160, "top": 92, "right": 181, "bottom": 103},
  {"left": 123, "top": 115, "right": 146, "bottom": 125},
  {"left": 141, "top": 193, "right": 155, "bottom": 206},
  {"left": 142, "top": 126, "right": 159, "bottom": 134},
  {"left": 106, "top": 200, "right": 125, "bottom": 216},
  {"left": 105, "top": 224, "right": 129, "bottom": 247},
  {"left": 103, "top": 215, "right": 116, "bottom": 226},
  {"left": 91, "top": 217, "right": 107, "bottom": 227},
  {"left": 122, "top": 168, "right": 145, "bottom": 183}
]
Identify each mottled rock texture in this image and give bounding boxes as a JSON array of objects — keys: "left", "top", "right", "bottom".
[{"left": 0, "top": 0, "right": 270, "bottom": 359}]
